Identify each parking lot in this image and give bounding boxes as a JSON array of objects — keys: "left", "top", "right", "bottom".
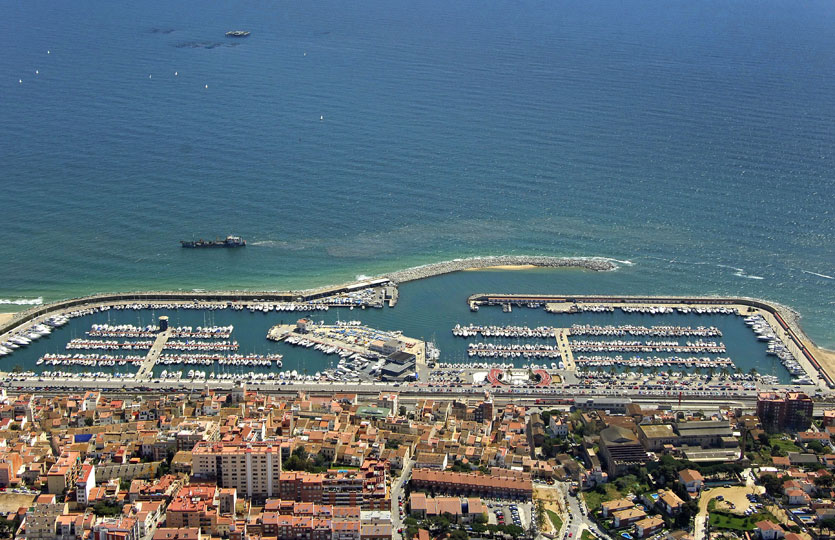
[{"left": 485, "top": 499, "right": 533, "bottom": 529}]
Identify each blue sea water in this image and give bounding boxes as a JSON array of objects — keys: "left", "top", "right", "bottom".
[
  {"left": 0, "top": 270, "right": 794, "bottom": 383},
  {"left": 1, "top": 0, "right": 833, "bottom": 346}
]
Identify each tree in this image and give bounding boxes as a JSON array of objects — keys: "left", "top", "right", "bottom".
[
  {"left": 675, "top": 500, "right": 699, "bottom": 529},
  {"left": 93, "top": 502, "right": 123, "bottom": 517},
  {"left": 0, "top": 516, "right": 19, "bottom": 537},
  {"left": 820, "top": 518, "right": 835, "bottom": 534},
  {"left": 448, "top": 530, "right": 469, "bottom": 540},
  {"left": 535, "top": 500, "right": 546, "bottom": 529},
  {"left": 807, "top": 441, "right": 826, "bottom": 455},
  {"left": 399, "top": 405, "right": 407, "bottom": 416},
  {"left": 85, "top": 417, "right": 95, "bottom": 427},
  {"left": 758, "top": 433, "right": 771, "bottom": 447},
  {"left": 770, "top": 445, "right": 786, "bottom": 457},
  {"left": 450, "top": 460, "right": 473, "bottom": 473},
  {"left": 814, "top": 475, "right": 834, "bottom": 489},
  {"left": 760, "top": 474, "right": 785, "bottom": 496}
]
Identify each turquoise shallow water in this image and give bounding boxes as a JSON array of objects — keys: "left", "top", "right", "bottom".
[{"left": 1, "top": 0, "right": 833, "bottom": 346}]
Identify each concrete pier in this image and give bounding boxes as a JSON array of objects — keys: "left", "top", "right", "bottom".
[
  {"left": 555, "top": 329, "right": 575, "bottom": 370},
  {"left": 136, "top": 329, "right": 172, "bottom": 380}
]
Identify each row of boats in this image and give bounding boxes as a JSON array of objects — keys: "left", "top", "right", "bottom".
[
  {"left": 745, "top": 314, "right": 811, "bottom": 384},
  {"left": 451, "top": 323, "right": 723, "bottom": 339},
  {"left": 282, "top": 335, "right": 379, "bottom": 360},
  {"left": 569, "top": 324, "right": 722, "bottom": 337},
  {"left": 453, "top": 324, "right": 555, "bottom": 338},
  {"left": 0, "top": 316, "right": 69, "bottom": 356},
  {"left": 36, "top": 352, "right": 283, "bottom": 368},
  {"left": 619, "top": 305, "right": 739, "bottom": 315},
  {"left": 574, "top": 355, "right": 736, "bottom": 368},
  {"left": 467, "top": 343, "right": 561, "bottom": 359},
  {"left": 66, "top": 339, "right": 239, "bottom": 351},
  {"left": 570, "top": 339, "right": 726, "bottom": 353},
  {"left": 157, "top": 353, "right": 282, "bottom": 367},
  {"left": 88, "top": 324, "right": 234, "bottom": 339},
  {"left": 563, "top": 304, "right": 740, "bottom": 315}
]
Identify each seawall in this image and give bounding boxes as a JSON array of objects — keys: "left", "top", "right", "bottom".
[{"left": 382, "top": 256, "right": 616, "bottom": 283}]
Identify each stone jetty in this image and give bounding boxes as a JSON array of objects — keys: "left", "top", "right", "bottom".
[{"left": 383, "top": 256, "right": 616, "bottom": 283}]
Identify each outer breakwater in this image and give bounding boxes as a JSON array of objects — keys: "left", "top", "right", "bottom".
[
  {"left": 0, "top": 256, "right": 610, "bottom": 336},
  {"left": 381, "top": 256, "right": 616, "bottom": 283}
]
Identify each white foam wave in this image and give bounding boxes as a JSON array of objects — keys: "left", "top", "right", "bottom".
[
  {"left": 733, "top": 271, "right": 765, "bottom": 280},
  {"left": 606, "top": 258, "right": 634, "bottom": 266},
  {"left": 355, "top": 274, "right": 371, "bottom": 281},
  {"left": 802, "top": 270, "right": 835, "bottom": 280},
  {"left": 714, "top": 264, "right": 765, "bottom": 280},
  {"left": 0, "top": 297, "right": 43, "bottom": 305}
]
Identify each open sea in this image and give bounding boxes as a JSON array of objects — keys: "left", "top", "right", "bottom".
[{"left": 1, "top": 0, "right": 833, "bottom": 348}]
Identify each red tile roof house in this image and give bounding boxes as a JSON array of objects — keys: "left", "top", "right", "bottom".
[
  {"left": 601, "top": 498, "right": 634, "bottom": 518},
  {"left": 678, "top": 469, "right": 704, "bottom": 493},
  {"left": 635, "top": 517, "right": 665, "bottom": 538},
  {"left": 613, "top": 508, "right": 647, "bottom": 528},
  {"left": 785, "top": 489, "right": 811, "bottom": 506},
  {"left": 755, "top": 521, "right": 784, "bottom": 540}
]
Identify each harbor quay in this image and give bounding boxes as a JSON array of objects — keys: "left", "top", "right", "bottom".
[
  {"left": 468, "top": 293, "right": 833, "bottom": 388},
  {"left": 0, "top": 272, "right": 833, "bottom": 410},
  {"left": 268, "top": 319, "right": 427, "bottom": 382}
]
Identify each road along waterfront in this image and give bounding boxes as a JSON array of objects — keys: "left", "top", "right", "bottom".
[{"left": 1, "top": 266, "right": 833, "bottom": 405}]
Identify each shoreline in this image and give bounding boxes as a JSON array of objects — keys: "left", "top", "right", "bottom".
[
  {"left": 0, "top": 255, "right": 616, "bottom": 321},
  {"left": 2, "top": 255, "right": 833, "bottom": 365}
]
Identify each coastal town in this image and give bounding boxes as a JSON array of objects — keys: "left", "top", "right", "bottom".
[
  {"left": 3, "top": 385, "right": 835, "bottom": 540},
  {"left": 1, "top": 262, "right": 835, "bottom": 540}
]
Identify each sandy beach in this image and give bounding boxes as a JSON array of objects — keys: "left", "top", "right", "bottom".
[{"left": 0, "top": 313, "right": 14, "bottom": 326}]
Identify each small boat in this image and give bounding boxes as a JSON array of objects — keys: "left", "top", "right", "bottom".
[{"left": 225, "top": 30, "right": 250, "bottom": 37}]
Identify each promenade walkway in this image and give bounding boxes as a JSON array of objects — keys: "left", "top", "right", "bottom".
[
  {"left": 136, "top": 329, "right": 172, "bottom": 380},
  {"left": 555, "top": 329, "right": 575, "bottom": 371}
]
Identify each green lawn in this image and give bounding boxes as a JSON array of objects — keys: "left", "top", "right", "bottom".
[
  {"left": 770, "top": 435, "right": 802, "bottom": 454},
  {"left": 582, "top": 484, "right": 624, "bottom": 514},
  {"left": 709, "top": 511, "right": 777, "bottom": 532},
  {"left": 546, "top": 509, "right": 563, "bottom": 532},
  {"left": 581, "top": 530, "right": 597, "bottom": 540}
]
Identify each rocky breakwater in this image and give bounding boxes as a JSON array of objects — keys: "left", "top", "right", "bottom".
[{"left": 383, "top": 256, "right": 617, "bottom": 283}]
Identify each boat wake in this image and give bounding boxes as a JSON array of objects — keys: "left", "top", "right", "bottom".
[
  {"left": 713, "top": 263, "right": 765, "bottom": 280},
  {"left": 733, "top": 270, "right": 765, "bottom": 280},
  {"left": 0, "top": 297, "right": 43, "bottom": 305},
  {"left": 605, "top": 258, "right": 635, "bottom": 266},
  {"left": 802, "top": 270, "right": 835, "bottom": 280}
]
